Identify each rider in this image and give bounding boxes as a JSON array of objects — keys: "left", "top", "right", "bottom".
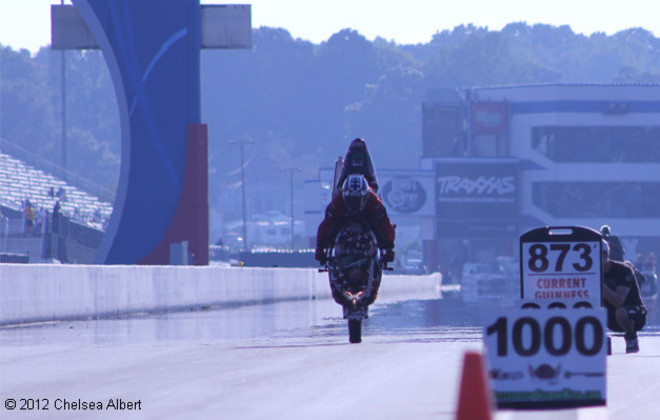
[
  {"left": 315, "top": 174, "right": 395, "bottom": 266},
  {"left": 601, "top": 224, "right": 626, "bottom": 261},
  {"left": 601, "top": 240, "right": 647, "bottom": 353}
]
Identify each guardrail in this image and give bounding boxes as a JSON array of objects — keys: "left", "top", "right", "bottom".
[{"left": 0, "top": 264, "right": 442, "bottom": 325}]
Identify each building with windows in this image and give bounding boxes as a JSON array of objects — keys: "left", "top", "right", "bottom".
[
  {"left": 305, "top": 84, "right": 660, "bottom": 275},
  {"left": 421, "top": 84, "right": 660, "bottom": 272}
]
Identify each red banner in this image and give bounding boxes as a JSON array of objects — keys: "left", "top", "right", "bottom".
[{"left": 473, "top": 102, "right": 508, "bottom": 134}]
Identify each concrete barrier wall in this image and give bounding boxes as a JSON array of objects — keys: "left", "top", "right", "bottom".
[{"left": 0, "top": 264, "right": 441, "bottom": 325}]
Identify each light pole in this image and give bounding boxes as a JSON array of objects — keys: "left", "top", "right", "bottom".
[
  {"left": 60, "top": 0, "right": 67, "bottom": 174},
  {"left": 0, "top": 43, "right": 3, "bottom": 152},
  {"left": 230, "top": 139, "right": 253, "bottom": 251},
  {"left": 282, "top": 167, "right": 301, "bottom": 250}
]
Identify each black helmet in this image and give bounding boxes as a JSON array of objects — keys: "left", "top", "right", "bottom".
[
  {"left": 342, "top": 174, "right": 369, "bottom": 213},
  {"left": 600, "top": 225, "right": 611, "bottom": 236}
]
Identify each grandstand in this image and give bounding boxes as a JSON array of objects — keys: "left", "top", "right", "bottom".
[{"left": 0, "top": 150, "right": 113, "bottom": 263}]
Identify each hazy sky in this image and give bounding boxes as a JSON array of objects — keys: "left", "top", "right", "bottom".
[{"left": 0, "top": 0, "right": 658, "bottom": 53}]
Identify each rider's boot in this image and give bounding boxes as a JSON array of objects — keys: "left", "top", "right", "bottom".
[{"left": 625, "top": 331, "right": 639, "bottom": 354}]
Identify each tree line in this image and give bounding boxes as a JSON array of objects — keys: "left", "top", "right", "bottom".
[{"left": 1, "top": 23, "right": 659, "bottom": 221}]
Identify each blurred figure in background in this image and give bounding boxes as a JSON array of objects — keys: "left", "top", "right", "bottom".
[
  {"left": 644, "top": 252, "right": 656, "bottom": 273},
  {"left": 24, "top": 199, "right": 35, "bottom": 236},
  {"left": 601, "top": 224, "right": 626, "bottom": 261},
  {"left": 52, "top": 200, "right": 61, "bottom": 234}
]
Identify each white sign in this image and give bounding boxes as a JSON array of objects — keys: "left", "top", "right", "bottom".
[
  {"left": 484, "top": 308, "right": 607, "bottom": 409},
  {"left": 520, "top": 227, "right": 602, "bottom": 307},
  {"left": 318, "top": 168, "right": 435, "bottom": 216},
  {"left": 201, "top": 5, "right": 252, "bottom": 49},
  {"left": 380, "top": 172, "right": 435, "bottom": 216},
  {"left": 52, "top": 5, "right": 253, "bottom": 50}
]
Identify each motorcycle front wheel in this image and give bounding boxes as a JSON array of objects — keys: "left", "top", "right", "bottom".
[{"left": 348, "top": 318, "right": 362, "bottom": 343}]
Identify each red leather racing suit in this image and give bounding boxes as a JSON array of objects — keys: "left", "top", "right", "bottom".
[{"left": 316, "top": 189, "right": 395, "bottom": 251}]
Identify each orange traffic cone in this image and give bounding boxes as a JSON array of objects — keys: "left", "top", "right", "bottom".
[{"left": 455, "top": 350, "right": 493, "bottom": 420}]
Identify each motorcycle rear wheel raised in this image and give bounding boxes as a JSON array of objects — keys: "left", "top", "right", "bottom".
[{"left": 348, "top": 318, "right": 362, "bottom": 343}]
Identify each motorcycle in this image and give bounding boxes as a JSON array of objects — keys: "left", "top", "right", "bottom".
[{"left": 319, "top": 220, "right": 391, "bottom": 343}]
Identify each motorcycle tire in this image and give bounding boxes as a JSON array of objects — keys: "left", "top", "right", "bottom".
[{"left": 348, "top": 318, "right": 362, "bottom": 343}]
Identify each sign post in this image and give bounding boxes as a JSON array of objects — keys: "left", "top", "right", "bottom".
[
  {"left": 520, "top": 226, "right": 603, "bottom": 308},
  {"left": 483, "top": 226, "right": 607, "bottom": 409},
  {"left": 435, "top": 158, "right": 519, "bottom": 238},
  {"left": 484, "top": 308, "right": 607, "bottom": 408}
]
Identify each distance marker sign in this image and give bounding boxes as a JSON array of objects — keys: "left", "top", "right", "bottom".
[
  {"left": 520, "top": 226, "right": 602, "bottom": 308},
  {"left": 484, "top": 308, "right": 607, "bottom": 409}
]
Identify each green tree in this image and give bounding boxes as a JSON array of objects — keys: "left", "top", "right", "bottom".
[{"left": 1, "top": 46, "right": 59, "bottom": 159}]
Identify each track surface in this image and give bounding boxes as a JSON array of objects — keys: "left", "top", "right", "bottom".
[{"left": 1, "top": 291, "right": 659, "bottom": 419}]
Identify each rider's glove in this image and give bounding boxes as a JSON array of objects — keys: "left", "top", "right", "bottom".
[
  {"left": 382, "top": 248, "right": 395, "bottom": 263},
  {"left": 315, "top": 247, "right": 327, "bottom": 265}
]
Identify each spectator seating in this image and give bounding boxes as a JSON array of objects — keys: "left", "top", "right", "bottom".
[{"left": 0, "top": 151, "right": 113, "bottom": 232}]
